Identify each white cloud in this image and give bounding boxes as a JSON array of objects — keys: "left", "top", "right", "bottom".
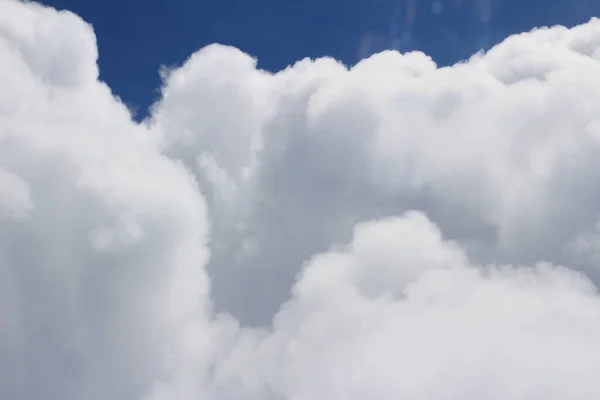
[{"left": 4, "top": 1, "right": 600, "bottom": 398}]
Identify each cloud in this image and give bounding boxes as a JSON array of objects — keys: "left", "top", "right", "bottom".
[
  {"left": 4, "top": 1, "right": 600, "bottom": 398},
  {"left": 151, "top": 20, "right": 600, "bottom": 324},
  {"left": 0, "top": 2, "right": 211, "bottom": 398}
]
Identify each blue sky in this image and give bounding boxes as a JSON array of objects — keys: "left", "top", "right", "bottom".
[{"left": 39, "top": 0, "right": 600, "bottom": 119}]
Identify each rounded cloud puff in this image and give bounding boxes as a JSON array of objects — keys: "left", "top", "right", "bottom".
[{"left": 4, "top": 1, "right": 600, "bottom": 399}]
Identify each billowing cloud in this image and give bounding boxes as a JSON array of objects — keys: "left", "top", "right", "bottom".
[
  {"left": 3, "top": 1, "right": 600, "bottom": 399},
  {"left": 152, "top": 18, "right": 600, "bottom": 324}
]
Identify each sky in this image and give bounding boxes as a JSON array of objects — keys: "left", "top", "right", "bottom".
[
  {"left": 36, "top": 0, "right": 600, "bottom": 119},
  {"left": 6, "top": 0, "right": 600, "bottom": 399}
]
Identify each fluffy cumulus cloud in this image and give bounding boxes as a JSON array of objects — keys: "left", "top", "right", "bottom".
[{"left": 4, "top": 1, "right": 600, "bottom": 399}]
